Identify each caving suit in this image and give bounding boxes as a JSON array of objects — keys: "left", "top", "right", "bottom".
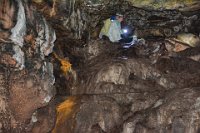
[{"left": 99, "top": 18, "right": 122, "bottom": 42}]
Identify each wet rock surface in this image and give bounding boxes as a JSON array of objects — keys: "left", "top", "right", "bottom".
[
  {"left": 1, "top": 0, "right": 200, "bottom": 133},
  {"left": 34, "top": 0, "right": 200, "bottom": 132},
  {"left": 53, "top": 38, "right": 200, "bottom": 133},
  {"left": 53, "top": 96, "right": 122, "bottom": 133}
]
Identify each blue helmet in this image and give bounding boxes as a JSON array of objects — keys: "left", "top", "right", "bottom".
[{"left": 110, "top": 15, "right": 116, "bottom": 21}]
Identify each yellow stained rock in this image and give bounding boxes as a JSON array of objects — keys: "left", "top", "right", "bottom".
[
  {"left": 52, "top": 97, "right": 77, "bottom": 133},
  {"left": 53, "top": 53, "right": 72, "bottom": 74},
  {"left": 60, "top": 60, "right": 72, "bottom": 74}
]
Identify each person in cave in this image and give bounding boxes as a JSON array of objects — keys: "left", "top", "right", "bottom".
[
  {"left": 99, "top": 13, "right": 123, "bottom": 42},
  {"left": 99, "top": 13, "right": 137, "bottom": 46}
]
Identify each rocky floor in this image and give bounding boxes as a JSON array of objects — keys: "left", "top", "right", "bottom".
[{"left": 52, "top": 38, "right": 200, "bottom": 133}]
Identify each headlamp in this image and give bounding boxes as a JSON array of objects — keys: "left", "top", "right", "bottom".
[{"left": 123, "top": 29, "right": 128, "bottom": 34}]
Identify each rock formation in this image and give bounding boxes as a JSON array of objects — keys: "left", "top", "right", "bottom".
[
  {"left": 0, "top": 0, "right": 56, "bottom": 132},
  {"left": 1, "top": 0, "right": 200, "bottom": 133}
]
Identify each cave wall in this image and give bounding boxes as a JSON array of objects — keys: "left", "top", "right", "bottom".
[
  {"left": 39, "top": 0, "right": 200, "bottom": 132},
  {"left": 128, "top": 0, "right": 200, "bottom": 10},
  {"left": 0, "top": 0, "right": 56, "bottom": 132},
  {"left": 33, "top": 0, "right": 200, "bottom": 41},
  {"left": 1, "top": 0, "right": 200, "bottom": 132}
]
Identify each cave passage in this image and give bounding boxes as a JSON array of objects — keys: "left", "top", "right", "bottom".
[{"left": 1, "top": 0, "right": 200, "bottom": 133}]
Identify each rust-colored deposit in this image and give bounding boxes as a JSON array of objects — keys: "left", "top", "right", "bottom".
[
  {"left": 53, "top": 53, "right": 72, "bottom": 75},
  {"left": 52, "top": 96, "right": 79, "bottom": 133}
]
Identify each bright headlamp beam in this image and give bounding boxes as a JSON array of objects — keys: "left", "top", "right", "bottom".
[{"left": 123, "top": 29, "right": 128, "bottom": 33}]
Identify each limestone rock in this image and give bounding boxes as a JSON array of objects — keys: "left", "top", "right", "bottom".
[
  {"left": 53, "top": 96, "right": 122, "bottom": 133},
  {"left": 0, "top": 0, "right": 56, "bottom": 132}
]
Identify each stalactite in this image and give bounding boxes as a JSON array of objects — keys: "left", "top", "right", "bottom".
[
  {"left": 10, "top": 0, "right": 26, "bottom": 47},
  {"left": 0, "top": 0, "right": 56, "bottom": 132}
]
